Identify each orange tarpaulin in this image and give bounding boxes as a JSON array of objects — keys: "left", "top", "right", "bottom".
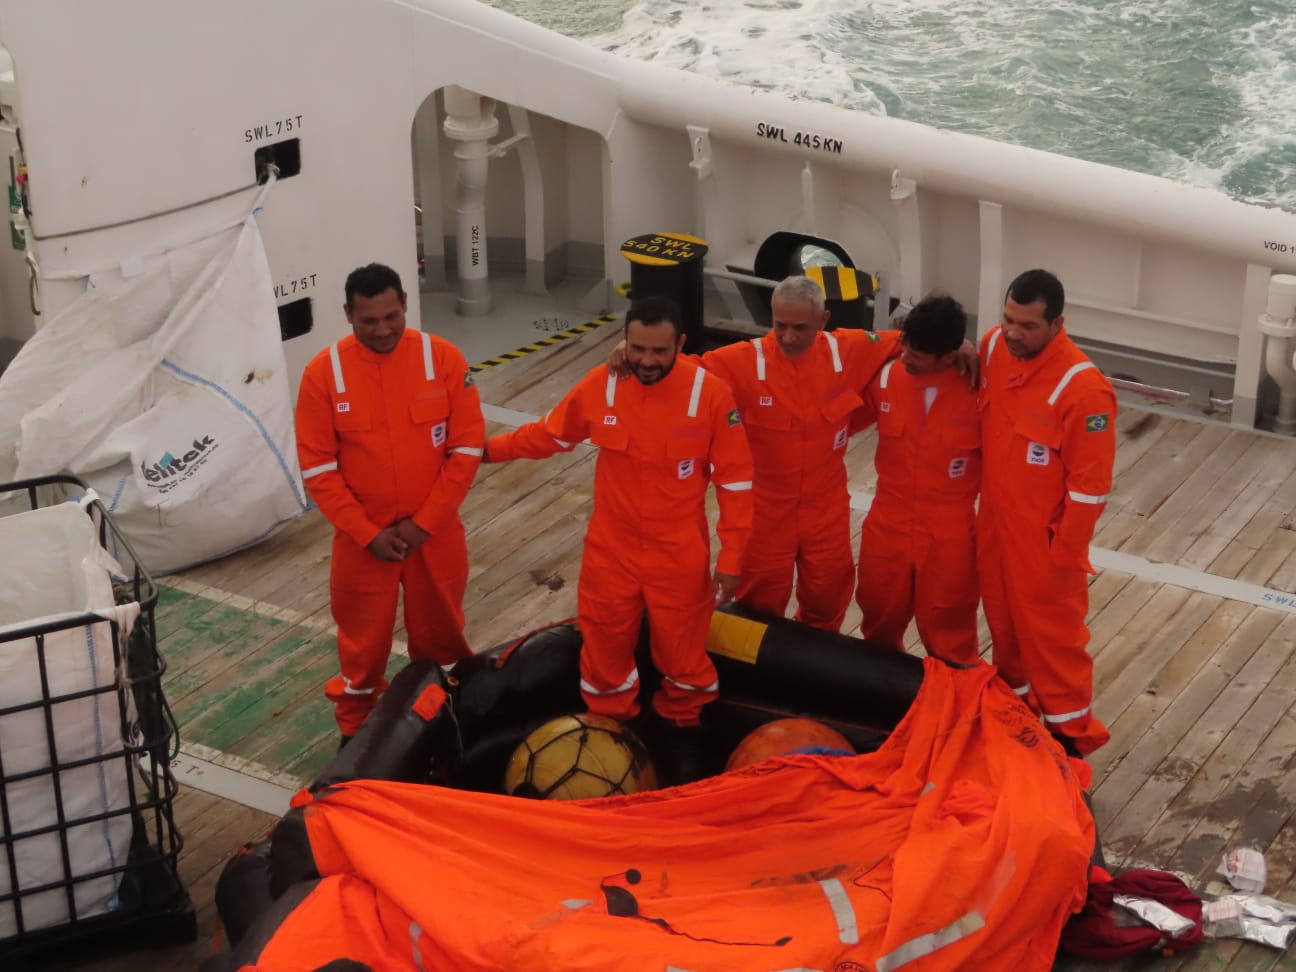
[{"left": 245, "top": 660, "right": 1094, "bottom": 972}]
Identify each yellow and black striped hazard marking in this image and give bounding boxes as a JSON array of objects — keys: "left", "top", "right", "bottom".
[
  {"left": 804, "top": 265, "right": 877, "bottom": 302},
  {"left": 469, "top": 314, "right": 619, "bottom": 373}
]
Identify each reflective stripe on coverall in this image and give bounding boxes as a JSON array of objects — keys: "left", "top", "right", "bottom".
[
  {"left": 852, "top": 360, "right": 981, "bottom": 665},
  {"left": 700, "top": 328, "right": 899, "bottom": 631},
  {"left": 488, "top": 360, "right": 753, "bottom": 725},
  {"left": 978, "top": 325, "right": 1116, "bottom": 755},
  {"left": 296, "top": 329, "right": 484, "bottom": 735}
]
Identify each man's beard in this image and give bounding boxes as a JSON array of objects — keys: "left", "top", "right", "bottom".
[{"left": 631, "top": 356, "right": 675, "bottom": 385}]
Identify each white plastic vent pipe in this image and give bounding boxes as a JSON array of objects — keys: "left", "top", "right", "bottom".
[
  {"left": 443, "top": 86, "right": 499, "bottom": 317},
  {"left": 1259, "top": 274, "right": 1296, "bottom": 433}
]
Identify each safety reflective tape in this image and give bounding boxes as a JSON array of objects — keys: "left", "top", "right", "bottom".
[
  {"left": 342, "top": 678, "right": 376, "bottom": 696},
  {"left": 606, "top": 371, "right": 618, "bottom": 408},
  {"left": 986, "top": 327, "right": 1001, "bottom": 364},
  {"left": 329, "top": 342, "right": 346, "bottom": 394},
  {"left": 817, "top": 878, "right": 859, "bottom": 945},
  {"left": 665, "top": 676, "right": 719, "bottom": 693},
  {"left": 879, "top": 359, "right": 896, "bottom": 390},
  {"left": 580, "top": 670, "right": 639, "bottom": 696},
  {"left": 1048, "top": 361, "right": 1096, "bottom": 405},
  {"left": 825, "top": 331, "right": 843, "bottom": 373},
  {"left": 753, "top": 338, "right": 766, "bottom": 381},
  {"left": 687, "top": 367, "right": 705, "bottom": 418},
  {"left": 1068, "top": 490, "right": 1108, "bottom": 504},
  {"left": 1012, "top": 683, "right": 1032, "bottom": 696},
  {"left": 409, "top": 921, "right": 428, "bottom": 972},
  {"left": 876, "top": 911, "right": 986, "bottom": 972},
  {"left": 421, "top": 330, "right": 435, "bottom": 381},
  {"left": 718, "top": 480, "right": 753, "bottom": 491},
  {"left": 550, "top": 434, "right": 575, "bottom": 449},
  {"left": 301, "top": 461, "right": 338, "bottom": 479},
  {"left": 1043, "top": 705, "right": 1091, "bottom": 724},
  {"left": 452, "top": 446, "right": 485, "bottom": 457}
]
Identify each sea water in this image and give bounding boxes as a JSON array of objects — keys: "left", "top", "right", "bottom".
[{"left": 483, "top": 0, "right": 1296, "bottom": 209}]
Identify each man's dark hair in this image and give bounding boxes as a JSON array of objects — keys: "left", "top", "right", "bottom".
[
  {"left": 625, "top": 295, "right": 684, "bottom": 337},
  {"left": 1006, "top": 269, "right": 1065, "bottom": 322},
  {"left": 345, "top": 263, "right": 405, "bottom": 308},
  {"left": 902, "top": 295, "right": 967, "bottom": 356},
  {"left": 312, "top": 962, "right": 375, "bottom": 972}
]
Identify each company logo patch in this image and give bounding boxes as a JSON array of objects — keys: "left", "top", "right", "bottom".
[
  {"left": 431, "top": 422, "right": 447, "bottom": 447},
  {"left": 879, "top": 401, "right": 891, "bottom": 413},
  {"left": 949, "top": 457, "right": 968, "bottom": 479},
  {"left": 759, "top": 395, "right": 773, "bottom": 407},
  {"left": 833, "top": 427, "right": 848, "bottom": 450},
  {"left": 678, "top": 458, "right": 695, "bottom": 480},
  {"left": 464, "top": 371, "right": 475, "bottom": 388},
  {"left": 1026, "top": 442, "right": 1050, "bottom": 466},
  {"left": 603, "top": 415, "right": 617, "bottom": 425},
  {"left": 1085, "top": 412, "right": 1109, "bottom": 433},
  {"left": 336, "top": 401, "right": 351, "bottom": 413},
  {"left": 141, "top": 435, "right": 218, "bottom": 493},
  {"left": 727, "top": 408, "right": 741, "bottom": 426}
]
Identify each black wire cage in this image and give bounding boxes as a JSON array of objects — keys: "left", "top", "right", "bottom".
[{"left": 0, "top": 476, "right": 194, "bottom": 968}]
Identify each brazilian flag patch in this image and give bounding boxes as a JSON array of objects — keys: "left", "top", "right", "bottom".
[
  {"left": 866, "top": 331, "right": 881, "bottom": 342},
  {"left": 727, "top": 408, "right": 741, "bottom": 426},
  {"left": 464, "top": 371, "right": 475, "bottom": 388},
  {"left": 1085, "top": 413, "right": 1109, "bottom": 433}
]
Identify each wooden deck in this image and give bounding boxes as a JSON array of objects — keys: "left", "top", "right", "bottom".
[{"left": 61, "top": 321, "right": 1296, "bottom": 969}]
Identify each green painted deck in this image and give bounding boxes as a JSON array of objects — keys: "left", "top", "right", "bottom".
[{"left": 58, "top": 322, "right": 1296, "bottom": 969}]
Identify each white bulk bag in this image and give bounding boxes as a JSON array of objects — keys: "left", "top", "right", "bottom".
[
  {"left": 0, "top": 215, "right": 307, "bottom": 573},
  {"left": 0, "top": 496, "right": 138, "bottom": 938}
]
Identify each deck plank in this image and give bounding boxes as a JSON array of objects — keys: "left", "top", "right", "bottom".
[{"left": 62, "top": 331, "right": 1296, "bottom": 972}]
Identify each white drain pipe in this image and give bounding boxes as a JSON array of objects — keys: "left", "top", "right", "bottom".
[
  {"left": 443, "top": 86, "right": 499, "bottom": 316},
  {"left": 1259, "top": 274, "right": 1296, "bottom": 433}
]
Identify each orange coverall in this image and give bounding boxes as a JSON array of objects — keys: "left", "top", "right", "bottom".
[
  {"left": 851, "top": 360, "right": 981, "bottom": 665},
  {"left": 699, "top": 329, "right": 899, "bottom": 631},
  {"left": 978, "top": 325, "right": 1117, "bottom": 755},
  {"left": 488, "top": 360, "right": 753, "bottom": 725},
  {"left": 296, "top": 330, "right": 484, "bottom": 735}
]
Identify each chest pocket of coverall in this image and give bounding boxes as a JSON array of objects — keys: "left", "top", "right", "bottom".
[
  {"left": 589, "top": 418, "right": 631, "bottom": 452},
  {"left": 410, "top": 388, "right": 450, "bottom": 448},
  {"left": 1013, "top": 411, "right": 1062, "bottom": 460},
  {"left": 744, "top": 397, "right": 792, "bottom": 432},
  {"left": 1012, "top": 410, "right": 1064, "bottom": 550},
  {"left": 822, "top": 390, "right": 863, "bottom": 449},
  {"left": 334, "top": 399, "right": 371, "bottom": 437},
  {"left": 876, "top": 403, "right": 905, "bottom": 440}
]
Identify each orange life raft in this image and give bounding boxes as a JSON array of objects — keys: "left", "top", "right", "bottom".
[{"left": 208, "top": 607, "right": 1097, "bottom": 972}]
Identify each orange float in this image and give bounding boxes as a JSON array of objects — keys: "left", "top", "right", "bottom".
[{"left": 725, "top": 717, "right": 853, "bottom": 770}]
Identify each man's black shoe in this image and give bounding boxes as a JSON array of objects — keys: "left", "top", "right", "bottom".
[
  {"left": 654, "top": 719, "right": 708, "bottom": 787},
  {"left": 338, "top": 733, "right": 354, "bottom": 752},
  {"left": 1050, "top": 731, "right": 1083, "bottom": 759}
]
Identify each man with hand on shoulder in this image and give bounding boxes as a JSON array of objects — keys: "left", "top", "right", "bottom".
[{"left": 485, "top": 296, "right": 753, "bottom": 780}]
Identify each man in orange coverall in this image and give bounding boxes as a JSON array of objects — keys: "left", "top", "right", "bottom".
[
  {"left": 979, "top": 268, "right": 1117, "bottom": 756},
  {"left": 486, "top": 296, "right": 753, "bottom": 771},
  {"left": 295, "top": 263, "right": 484, "bottom": 744},
  {"left": 851, "top": 295, "right": 981, "bottom": 665},
  {"left": 611, "top": 275, "right": 900, "bottom": 632}
]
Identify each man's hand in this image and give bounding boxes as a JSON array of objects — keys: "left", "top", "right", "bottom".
[
  {"left": 956, "top": 339, "right": 980, "bottom": 390},
  {"left": 608, "top": 339, "right": 632, "bottom": 378},
  {"left": 959, "top": 339, "right": 974, "bottom": 391},
  {"left": 366, "top": 527, "right": 408, "bottom": 562},
  {"left": 714, "top": 571, "right": 740, "bottom": 606},
  {"left": 392, "top": 517, "right": 430, "bottom": 553}
]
